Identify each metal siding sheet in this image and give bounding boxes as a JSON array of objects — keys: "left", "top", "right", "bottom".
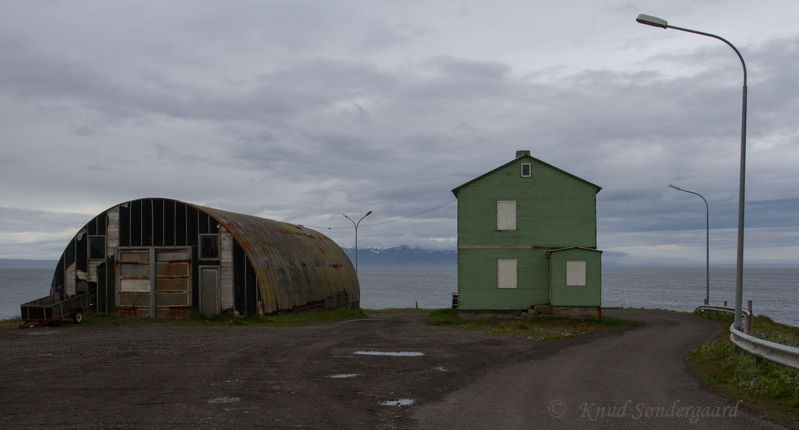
[
  {"left": 96, "top": 212, "right": 107, "bottom": 236},
  {"left": 130, "top": 200, "right": 141, "bottom": 247},
  {"left": 87, "top": 260, "right": 101, "bottom": 283},
  {"left": 119, "top": 204, "right": 130, "bottom": 247},
  {"left": 76, "top": 229, "right": 88, "bottom": 272},
  {"left": 233, "top": 241, "right": 245, "bottom": 315},
  {"left": 220, "top": 227, "right": 234, "bottom": 311},
  {"left": 65, "top": 263, "right": 76, "bottom": 296},
  {"left": 107, "top": 207, "right": 120, "bottom": 256}
]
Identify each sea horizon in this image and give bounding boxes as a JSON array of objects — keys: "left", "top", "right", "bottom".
[{"left": 2, "top": 262, "right": 796, "bottom": 327}]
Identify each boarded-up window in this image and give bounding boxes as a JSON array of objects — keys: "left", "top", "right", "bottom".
[
  {"left": 566, "top": 260, "right": 587, "bottom": 286},
  {"left": 497, "top": 200, "right": 517, "bottom": 231},
  {"left": 497, "top": 259, "right": 517, "bottom": 289}
]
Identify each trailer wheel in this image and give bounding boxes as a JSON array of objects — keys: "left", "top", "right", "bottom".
[{"left": 73, "top": 312, "right": 83, "bottom": 324}]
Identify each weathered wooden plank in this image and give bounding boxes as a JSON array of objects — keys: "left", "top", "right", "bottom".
[
  {"left": 157, "top": 250, "right": 191, "bottom": 262},
  {"left": 118, "top": 251, "right": 149, "bottom": 264},
  {"left": 120, "top": 279, "right": 150, "bottom": 293}
]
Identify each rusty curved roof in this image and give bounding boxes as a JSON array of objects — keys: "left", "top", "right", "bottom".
[{"left": 191, "top": 203, "right": 359, "bottom": 314}]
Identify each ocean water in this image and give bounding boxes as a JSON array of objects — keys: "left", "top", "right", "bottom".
[{"left": 2, "top": 266, "right": 797, "bottom": 327}]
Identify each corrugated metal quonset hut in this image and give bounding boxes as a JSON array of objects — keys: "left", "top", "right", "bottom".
[{"left": 49, "top": 198, "right": 359, "bottom": 318}]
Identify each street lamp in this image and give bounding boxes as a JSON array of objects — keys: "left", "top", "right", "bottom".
[
  {"left": 343, "top": 211, "right": 372, "bottom": 273},
  {"left": 637, "top": 13, "right": 748, "bottom": 330},
  {"left": 669, "top": 184, "right": 710, "bottom": 305}
]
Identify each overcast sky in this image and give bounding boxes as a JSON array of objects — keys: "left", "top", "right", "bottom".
[{"left": 1, "top": 1, "right": 798, "bottom": 266}]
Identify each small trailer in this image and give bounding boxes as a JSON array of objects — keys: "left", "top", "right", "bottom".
[{"left": 19, "top": 294, "right": 89, "bottom": 328}]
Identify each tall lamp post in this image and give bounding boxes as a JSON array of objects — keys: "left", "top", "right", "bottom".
[
  {"left": 637, "top": 14, "right": 748, "bottom": 330},
  {"left": 669, "top": 184, "right": 710, "bottom": 305},
  {"left": 343, "top": 211, "right": 372, "bottom": 273}
]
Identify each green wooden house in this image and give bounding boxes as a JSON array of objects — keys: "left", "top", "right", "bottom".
[{"left": 451, "top": 150, "right": 602, "bottom": 318}]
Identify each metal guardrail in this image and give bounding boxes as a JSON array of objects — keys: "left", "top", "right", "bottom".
[
  {"left": 729, "top": 324, "right": 799, "bottom": 370},
  {"left": 694, "top": 305, "right": 747, "bottom": 316},
  {"left": 695, "top": 305, "right": 799, "bottom": 370}
]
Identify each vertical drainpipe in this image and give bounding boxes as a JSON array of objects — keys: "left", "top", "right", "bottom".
[{"left": 149, "top": 247, "right": 156, "bottom": 318}]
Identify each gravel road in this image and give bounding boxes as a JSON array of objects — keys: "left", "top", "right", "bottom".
[{"left": 0, "top": 310, "right": 790, "bottom": 429}]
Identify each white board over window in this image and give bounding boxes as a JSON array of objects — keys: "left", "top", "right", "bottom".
[
  {"left": 497, "top": 259, "right": 517, "bottom": 289},
  {"left": 566, "top": 260, "right": 587, "bottom": 286},
  {"left": 497, "top": 200, "right": 517, "bottom": 231}
]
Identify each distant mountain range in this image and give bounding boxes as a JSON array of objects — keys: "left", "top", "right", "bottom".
[{"left": 343, "top": 247, "right": 456, "bottom": 267}]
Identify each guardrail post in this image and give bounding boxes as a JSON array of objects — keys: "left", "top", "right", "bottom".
[{"left": 744, "top": 300, "right": 753, "bottom": 334}]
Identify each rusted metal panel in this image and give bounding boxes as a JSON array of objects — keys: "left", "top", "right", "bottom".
[
  {"left": 156, "top": 292, "right": 189, "bottom": 306},
  {"left": 156, "top": 261, "right": 189, "bottom": 277},
  {"left": 156, "top": 278, "right": 188, "bottom": 292},
  {"left": 196, "top": 204, "right": 359, "bottom": 315},
  {"left": 155, "top": 306, "right": 191, "bottom": 319}
]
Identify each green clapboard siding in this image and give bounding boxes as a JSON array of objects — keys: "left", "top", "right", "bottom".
[
  {"left": 549, "top": 248, "right": 602, "bottom": 306},
  {"left": 455, "top": 158, "right": 597, "bottom": 247},
  {"left": 457, "top": 248, "right": 550, "bottom": 309},
  {"left": 454, "top": 155, "right": 601, "bottom": 310}
]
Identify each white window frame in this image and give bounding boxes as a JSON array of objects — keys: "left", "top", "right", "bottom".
[
  {"left": 497, "top": 259, "right": 518, "bottom": 289},
  {"left": 521, "top": 163, "right": 532, "bottom": 177},
  {"left": 566, "top": 260, "right": 587, "bottom": 286},
  {"left": 497, "top": 200, "right": 517, "bottom": 231}
]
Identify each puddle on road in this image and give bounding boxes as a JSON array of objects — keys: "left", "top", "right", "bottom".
[
  {"left": 26, "top": 330, "right": 57, "bottom": 336},
  {"left": 380, "top": 399, "right": 415, "bottom": 407},
  {"left": 434, "top": 366, "right": 447, "bottom": 372},
  {"left": 207, "top": 397, "right": 241, "bottom": 404},
  {"left": 353, "top": 351, "right": 424, "bottom": 357},
  {"left": 328, "top": 373, "right": 358, "bottom": 379}
]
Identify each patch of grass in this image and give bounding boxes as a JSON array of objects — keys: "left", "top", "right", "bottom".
[
  {"left": 690, "top": 311, "right": 799, "bottom": 423},
  {"left": 427, "top": 309, "right": 630, "bottom": 342},
  {"left": 0, "top": 317, "right": 23, "bottom": 331},
  {"left": 363, "top": 308, "right": 431, "bottom": 314}
]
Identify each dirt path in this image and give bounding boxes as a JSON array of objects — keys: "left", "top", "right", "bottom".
[{"left": 0, "top": 310, "right": 788, "bottom": 429}]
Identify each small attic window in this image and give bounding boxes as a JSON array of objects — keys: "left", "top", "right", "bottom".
[{"left": 521, "top": 163, "right": 532, "bottom": 177}]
